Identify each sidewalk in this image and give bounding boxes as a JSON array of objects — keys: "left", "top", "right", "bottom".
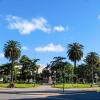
[
  {"left": 0, "top": 85, "right": 99, "bottom": 100},
  {"left": 0, "top": 85, "right": 100, "bottom": 93},
  {"left": 52, "top": 86, "right": 100, "bottom": 93}
]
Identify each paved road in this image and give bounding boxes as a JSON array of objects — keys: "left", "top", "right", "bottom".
[{"left": 0, "top": 85, "right": 100, "bottom": 100}]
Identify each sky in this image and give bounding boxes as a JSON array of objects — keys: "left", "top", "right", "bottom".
[{"left": 0, "top": 0, "right": 100, "bottom": 66}]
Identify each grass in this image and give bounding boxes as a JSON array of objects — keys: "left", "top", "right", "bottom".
[
  {"left": 0, "top": 83, "right": 40, "bottom": 88},
  {"left": 52, "top": 84, "right": 96, "bottom": 88},
  {"left": 0, "top": 83, "right": 8, "bottom": 88},
  {"left": 15, "top": 83, "right": 39, "bottom": 88}
]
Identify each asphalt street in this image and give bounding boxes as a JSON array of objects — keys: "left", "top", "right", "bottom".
[{"left": 0, "top": 85, "right": 100, "bottom": 100}]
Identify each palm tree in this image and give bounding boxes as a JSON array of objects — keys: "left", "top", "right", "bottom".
[
  {"left": 30, "top": 58, "right": 40, "bottom": 72},
  {"left": 84, "top": 52, "right": 100, "bottom": 85},
  {"left": 19, "top": 55, "right": 31, "bottom": 82},
  {"left": 30, "top": 58, "right": 40, "bottom": 83},
  {"left": 4, "top": 40, "right": 21, "bottom": 85},
  {"left": 67, "top": 42, "right": 84, "bottom": 75}
]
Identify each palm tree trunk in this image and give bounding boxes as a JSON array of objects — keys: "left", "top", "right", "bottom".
[
  {"left": 11, "top": 62, "right": 14, "bottom": 83},
  {"left": 11, "top": 60, "right": 15, "bottom": 83},
  {"left": 10, "top": 61, "right": 15, "bottom": 88},
  {"left": 74, "top": 60, "right": 76, "bottom": 75},
  {"left": 74, "top": 60, "right": 77, "bottom": 83}
]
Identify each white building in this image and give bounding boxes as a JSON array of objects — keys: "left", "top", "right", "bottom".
[{"left": 37, "top": 64, "right": 45, "bottom": 73}]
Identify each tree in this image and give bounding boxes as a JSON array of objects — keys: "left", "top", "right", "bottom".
[
  {"left": 64, "top": 62, "right": 74, "bottom": 83},
  {"left": 84, "top": 52, "right": 100, "bottom": 84},
  {"left": 20, "top": 55, "right": 40, "bottom": 83},
  {"left": 50, "top": 56, "right": 66, "bottom": 84},
  {"left": 4, "top": 40, "right": 21, "bottom": 85},
  {"left": 30, "top": 58, "right": 40, "bottom": 73},
  {"left": 0, "top": 63, "right": 11, "bottom": 76},
  {"left": 30, "top": 58, "right": 40, "bottom": 83},
  {"left": 77, "top": 64, "right": 91, "bottom": 83},
  {"left": 19, "top": 55, "right": 31, "bottom": 82},
  {"left": 50, "top": 56, "right": 66, "bottom": 72},
  {"left": 0, "top": 63, "right": 11, "bottom": 83},
  {"left": 42, "top": 66, "right": 50, "bottom": 79},
  {"left": 67, "top": 42, "right": 84, "bottom": 75}
]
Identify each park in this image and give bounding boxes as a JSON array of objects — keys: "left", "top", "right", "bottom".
[
  {"left": 0, "top": 40, "right": 100, "bottom": 99},
  {"left": 0, "top": 0, "right": 100, "bottom": 100}
]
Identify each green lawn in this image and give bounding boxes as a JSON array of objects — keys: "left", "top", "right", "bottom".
[
  {"left": 52, "top": 84, "right": 97, "bottom": 88},
  {"left": 0, "top": 83, "right": 40, "bottom": 88},
  {"left": 0, "top": 83, "right": 8, "bottom": 88}
]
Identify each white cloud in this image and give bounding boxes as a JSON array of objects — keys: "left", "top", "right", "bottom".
[
  {"left": 53, "top": 25, "right": 70, "bottom": 32},
  {"left": 53, "top": 25, "right": 65, "bottom": 32},
  {"left": 6, "top": 15, "right": 69, "bottom": 34},
  {"left": 0, "top": 53, "right": 4, "bottom": 58},
  {"left": 35, "top": 43, "right": 65, "bottom": 52},
  {"left": 6, "top": 15, "right": 51, "bottom": 35},
  {"left": 22, "top": 46, "right": 28, "bottom": 51}
]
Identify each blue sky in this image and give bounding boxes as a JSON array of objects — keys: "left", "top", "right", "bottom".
[{"left": 0, "top": 0, "right": 100, "bottom": 66}]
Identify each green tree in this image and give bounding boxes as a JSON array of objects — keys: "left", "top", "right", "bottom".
[
  {"left": 0, "top": 63, "right": 11, "bottom": 83},
  {"left": 4, "top": 40, "right": 21, "bottom": 85},
  {"left": 19, "top": 55, "right": 31, "bottom": 82},
  {"left": 50, "top": 56, "right": 66, "bottom": 83},
  {"left": 64, "top": 62, "right": 74, "bottom": 83},
  {"left": 30, "top": 58, "right": 40, "bottom": 83},
  {"left": 77, "top": 64, "right": 91, "bottom": 83},
  {"left": 67, "top": 42, "right": 84, "bottom": 75},
  {"left": 50, "top": 56, "right": 66, "bottom": 71},
  {"left": 84, "top": 52, "right": 100, "bottom": 84},
  {"left": 42, "top": 67, "right": 50, "bottom": 79}
]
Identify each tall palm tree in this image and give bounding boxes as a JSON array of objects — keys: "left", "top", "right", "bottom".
[
  {"left": 4, "top": 40, "right": 21, "bottom": 84},
  {"left": 84, "top": 52, "right": 100, "bottom": 84},
  {"left": 67, "top": 42, "right": 84, "bottom": 75}
]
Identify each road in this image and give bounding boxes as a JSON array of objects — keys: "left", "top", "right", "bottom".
[{"left": 0, "top": 85, "right": 100, "bottom": 100}]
